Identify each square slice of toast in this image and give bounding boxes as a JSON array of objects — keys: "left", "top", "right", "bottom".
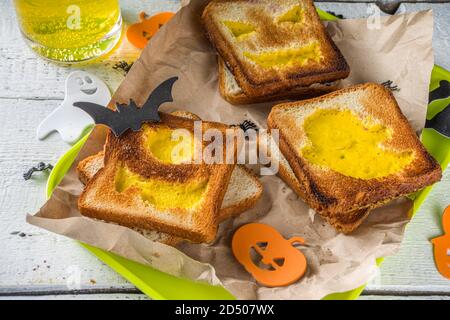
[
  {"left": 78, "top": 113, "right": 239, "bottom": 243},
  {"left": 218, "top": 58, "right": 338, "bottom": 105},
  {"left": 78, "top": 110, "right": 262, "bottom": 245},
  {"left": 268, "top": 83, "right": 442, "bottom": 217},
  {"left": 203, "top": 0, "right": 350, "bottom": 97}
]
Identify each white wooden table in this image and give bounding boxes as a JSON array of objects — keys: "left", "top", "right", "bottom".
[{"left": 0, "top": 0, "right": 449, "bottom": 300}]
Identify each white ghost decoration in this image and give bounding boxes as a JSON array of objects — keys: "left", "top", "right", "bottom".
[{"left": 37, "top": 71, "right": 111, "bottom": 144}]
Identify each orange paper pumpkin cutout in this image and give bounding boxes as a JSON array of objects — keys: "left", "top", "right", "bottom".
[
  {"left": 127, "top": 12, "right": 175, "bottom": 49},
  {"left": 232, "top": 223, "right": 307, "bottom": 287},
  {"left": 431, "top": 206, "right": 450, "bottom": 280}
]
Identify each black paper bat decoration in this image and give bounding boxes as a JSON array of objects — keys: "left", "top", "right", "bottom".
[
  {"left": 425, "top": 103, "right": 450, "bottom": 138},
  {"left": 429, "top": 80, "right": 450, "bottom": 103},
  {"left": 73, "top": 77, "right": 178, "bottom": 137}
]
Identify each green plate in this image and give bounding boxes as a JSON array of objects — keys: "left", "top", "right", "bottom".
[{"left": 46, "top": 9, "right": 450, "bottom": 300}]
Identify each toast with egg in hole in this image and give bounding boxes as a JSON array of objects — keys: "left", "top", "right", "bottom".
[
  {"left": 78, "top": 112, "right": 241, "bottom": 243},
  {"left": 202, "top": 0, "right": 350, "bottom": 98},
  {"left": 218, "top": 58, "right": 339, "bottom": 105},
  {"left": 268, "top": 83, "right": 442, "bottom": 224},
  {"left": 77, "top": 111, "right": 263, "bottom": 224}
]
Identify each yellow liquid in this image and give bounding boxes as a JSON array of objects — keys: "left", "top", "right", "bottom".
[
  {"left": 301, "top": 109, "right": 414, "bottom": 179},
  {"left": 14, "top": 0, "right": 122, "bottom": 62},
  {"left": 115, "top": 167, "right": 208, "bottom": 210}
]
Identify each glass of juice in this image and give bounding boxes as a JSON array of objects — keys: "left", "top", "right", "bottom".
[{"left": 13, "top": 0, "right": 122, "bottom": 63}]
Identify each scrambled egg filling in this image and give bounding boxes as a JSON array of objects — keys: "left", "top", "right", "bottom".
[
  {"left": 244, "top": 41, "right": 322, "bottom": 68},
  {"left": 115, "top": 167, "right": 208, "bottom": 210},
  {"left": 277, "top": 5, "right": 304, "bottom": 24},
  {"left": 223, "top": 20, "right": 256, "bottom": 39},
  {"left": 301, "top": 109, "right": 413, "bottom": 179},
  {"left": 143, "top": 126, "right": 194, "bottom": 164}
]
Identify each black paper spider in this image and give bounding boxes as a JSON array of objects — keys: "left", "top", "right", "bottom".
[{"left": 23, "top": 162, "right": 53, "bottom": 180}]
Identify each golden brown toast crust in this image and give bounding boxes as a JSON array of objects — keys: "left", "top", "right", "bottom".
[
  {"left": 202, "top": 0, "right": 350, "bottom": 97},
  {"left": 218, "top": 58, "right": 338, "bottom": 104},
  {"left": 268, "top": 83, "right": 442, "bottom": 216},
  {"left": 79, "top": 113, "right": 238, "bottom": 243},
  {"left": 78, "top": 153, "right": 262, "bottom": 222}
]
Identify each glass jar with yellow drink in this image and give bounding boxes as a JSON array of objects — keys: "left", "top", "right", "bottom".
[{"left": 13, "top": 0, "right": 122, "bottom": 62}]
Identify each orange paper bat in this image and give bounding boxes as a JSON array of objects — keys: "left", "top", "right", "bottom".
[
  {"left": 232, "top": 223, "right": 307, "bottom": 287},
  {"left": 431, "top": 205, "right": 450, "bottom": 280}
]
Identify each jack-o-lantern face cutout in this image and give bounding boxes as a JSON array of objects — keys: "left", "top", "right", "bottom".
[
  {"left": 232, "top": 223, "right": 307, "bottom": 287},
  {"left": 431, "top": 206, "right": 450, "bottom": 280},
  {"left": 221, "top": 4, "right": 323, "bottom": 69},
  {"left": 203, "top": 0, "right": 350, "bottom": 95},
  {"left": 127, "top": 12, "right": 175, "bottom": 49}
]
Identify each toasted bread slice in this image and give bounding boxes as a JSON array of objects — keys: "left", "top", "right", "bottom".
[
  {"left": 268, "top": 83, "right": 442, "bottom": 220},
  {"left": 79, "top": 113, "right": 239, "bottom": 243},
  {"left": 78, "top": 110, "right": 262, "bottom": 244},
  {"left": 202, "top": 0, "right": 350, "bottom": 97},
  {"left": 218, "top": 58, "right": 338, "bottom": 104},
  {"left": 78, "top": 153, "right": 262, "bottom": 222}
]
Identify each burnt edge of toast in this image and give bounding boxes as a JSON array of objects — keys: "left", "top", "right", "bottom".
[
  {"left": 275, "top": 135, "right": 373, "bottom": 233},
  {"left": 202, "top": 0, "right": 350, "bottom": 97},
  {"left": 260, "top": 130, "right": 376, "bottom": 234},
  {"left": 322, "top": 208, "right": 371, "bottom": 233},
  {"left": 104, "top": 113, "right": 233, "bottom": 182},
  {"left": 276, "top": 131, "right": 337, "bottom": 211}
]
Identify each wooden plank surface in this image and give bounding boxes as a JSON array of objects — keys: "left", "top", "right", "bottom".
[{"left": 0, "top": 0, "right": 449, "bottom": 299}]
